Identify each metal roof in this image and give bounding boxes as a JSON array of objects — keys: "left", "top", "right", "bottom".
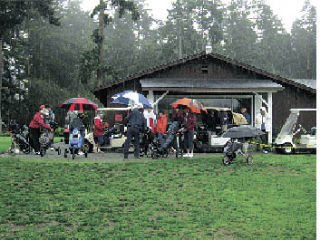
[{"left": 140, "top": 78, "right": 283, "bottom": 93}]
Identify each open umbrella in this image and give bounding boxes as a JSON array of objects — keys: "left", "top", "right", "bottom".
[
  {"left": 59, "top": 98, "right": 98, "bottom": 111},
  {"left": 222, "top": 125, "right": 265, "bottom": 139},
  {"left": 112, "top": 90, "right": 152, "bottom": 109},
  {"left": 171, "top": 98, "right": 206, "bottom": 114}
]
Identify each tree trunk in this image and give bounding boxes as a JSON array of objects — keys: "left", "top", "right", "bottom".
[
  {"left": 0, "top": 39, "right": 3, "bottom": 133},
  {"left": 97, "top": 0, "right": 105, "bottom": 87}
]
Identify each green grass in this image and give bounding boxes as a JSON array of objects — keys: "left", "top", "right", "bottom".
[
  {"left": 0, "top": 136, "right": 62, "bottom": 153},
  {"left": 0, "top": 154, "right": 315, "bottom": 239},
  {"left": 0, "top": 137, "right": 11, "bottom": 153}
]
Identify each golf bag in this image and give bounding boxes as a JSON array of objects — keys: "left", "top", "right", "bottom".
[
  {"left": 39, "top": 122, "right": 60, "bottom": 157},
  {"left": 222, "top": 140, "right": 253, "bottom": 165},
  {"left": 65, "top": 128, "right": 87, "bottom": 159},
  {"left": 149, "top": 121, "right": 184, "bottom": 159},
  {"left": 9, "top": 121, "right": 31, "bottom": 154}
]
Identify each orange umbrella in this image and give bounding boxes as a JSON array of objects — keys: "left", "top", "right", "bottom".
[{"left": 171, "top": 98, "right": 206, "bottom": 114}]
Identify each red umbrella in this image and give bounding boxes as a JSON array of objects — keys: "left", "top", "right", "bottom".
[
  {"left": 59, "top": 98, "right": 98, "bottom": 111},
  {"left": 171, "top": 98, "right": 206, "bottom": 114}
]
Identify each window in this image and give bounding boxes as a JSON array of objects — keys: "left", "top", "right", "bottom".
[{"left": 201, "top": 65, "right": 208, "bottom": 74}]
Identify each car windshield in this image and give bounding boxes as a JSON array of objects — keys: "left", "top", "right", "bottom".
[{"left": 278, "top": 112, "right": 299, "bottom": 136}]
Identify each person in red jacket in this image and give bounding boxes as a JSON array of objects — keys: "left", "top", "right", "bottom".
[
  {"left": 94, "top": 113, "right": 109, "bottom": 152},
  {"left": 29, "top": 108, "right": 52, "bottom": 154},
  {"left": 156, "top": 110, "right": 167, "bottom": 140},
  {"left": 183, "top": 107, "right": 196, "bottom": 158}
]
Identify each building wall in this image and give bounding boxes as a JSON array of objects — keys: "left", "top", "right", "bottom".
[
  {"left": 96, "top": 56, "right": 316, "bottom": 133},
  {"left": 273, "top": 84, "right": 316, "bottom": 133},
  {"left": 148, "top": 58, "right": 267, "bottom": 80}
]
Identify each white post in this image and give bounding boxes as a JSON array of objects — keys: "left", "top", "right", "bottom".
[
  {"left": 254, "top": 94, "right": 262, "bottom": 128},
  {"left": 147, "top": 90, "right": 154, "bottom": 105},
  {"left": 267, "top": 92, "right": 272, "bottom": 144}
]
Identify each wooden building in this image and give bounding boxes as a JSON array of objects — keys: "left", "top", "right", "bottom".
[{"left": 93, "top": 51, "right": 316, "bottom": 143}]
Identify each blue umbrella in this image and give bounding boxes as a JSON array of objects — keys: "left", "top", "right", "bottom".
[{"left": 111, "top": 90, "right": 152, "bottom": 109}]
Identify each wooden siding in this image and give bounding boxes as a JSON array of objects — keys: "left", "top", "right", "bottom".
[
  {"left": 95, "top": 55, "right": 316, "bottom": 133},
  {"left": 273, "top": 84, "right": 316, "bottom": 132}
]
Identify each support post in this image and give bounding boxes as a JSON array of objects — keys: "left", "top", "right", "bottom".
[{"left": 267, "top": 92, "right": 272, "bottom": 144}]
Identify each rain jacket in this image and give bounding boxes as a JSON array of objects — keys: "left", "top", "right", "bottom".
[
  {"left": 125, "top": 108, "right": 146, "bottom": 130},
  {"left": 156, "top": 113, "right": 167, "bottom": 135},
  {"left": 255, "top": 111, "right": 271, "bottom": 132},
  {"left": 29, "top": 112, "right": 51, "bottom": 130},
  {"left": 172, "top": 110, "right": 183, "bottom": 124},
  {"left": 144, "top": 110, "right": 156, "bottom": 133},
  {"left": 183, "top": 113, "right": 196, "bottom": 132},
  {"left": 94, "top": 117, "right": 104, "bottom": 136}
]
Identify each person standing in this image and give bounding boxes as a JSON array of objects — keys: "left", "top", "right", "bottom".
[
  {"left": 94, "top": 113, "right": 105, "bottom": 152},
  {"left": 143, "top": 107, "right": 156, "bottom": 133},
  {"left": 69, "top": 111, "right": 86, "bottom": 155},
  {"left": 172, "top": 107, "right": 184, "bottom": 127},
  {"left": 123, "top": 105, "right": 146, "bottom": 159},
  {"left": 241, "top": 108, "right": 251, "bottom": 125},
  {"left": 155, "top": 110, "right": 167, "bottom": 140},
  {"left": 256, "top": 107, "right": 271, "bottom": 153},
  {"left": 183, "top": 108, "right": 196, "bottom": 158},
  {"left": 220, "top": 111, "right": 229, "bottom": 133},
  {"left": 29, "top": 108, "right": 52, "bottom": 155}
]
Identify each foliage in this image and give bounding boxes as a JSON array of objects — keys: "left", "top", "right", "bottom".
[
  {"left": 1, "top": 0, "right": 317, "bottom": 127},
  {"left": 0, "top": 154, "right": 315, "bottom": 238}
]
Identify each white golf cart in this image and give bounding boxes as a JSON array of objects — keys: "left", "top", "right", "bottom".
[
  {"left": 194, "top": 107, "right": 248, "bottom": 152},
  {"left": 84, "top": 107, "right": 130, "bottom": 152},
  {"left": 274, "top": 108, "right": 316, "bottom": 154}
]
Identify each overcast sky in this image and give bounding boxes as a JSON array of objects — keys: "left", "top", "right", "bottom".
[{"left": 80, "top": 0, "right": 318, "bottom": 32}]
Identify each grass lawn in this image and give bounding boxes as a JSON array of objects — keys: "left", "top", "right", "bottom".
[
  {"left": 0, "top": 137, "right": 11, "bottom": 153},
  {"left": 0, "top": 136, "right": 62, "bottom": 153},
  {"left": 0, "top": 154, "right": 315, "bottom": 239}
]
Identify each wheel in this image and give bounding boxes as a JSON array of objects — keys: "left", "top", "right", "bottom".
[
  {"left": 40, "top": 148, "right": 45, "bottom": 157},
  {"left": 64, "top": 149, "right": 68, "bottom": 158},
  {"left": 175, "top": 137, "right": 183, "bottom": 158},
  {"left": 85, "top": 150, "right": 88, "bottom": 158},
  {"left": 72, "top": 149, "right": 75, "bottom": 160},
  {"left": 246, "top": 155, "right": 253, "bottom": 165},
  {"left": 57, "top": 147, "right": 61, "bottom": 155},
  {"left": 282, "top": 143, "right": 293, "bottom": 154},
  {"left": 222, "top": 155, "right": 231, "bottom": 165}
]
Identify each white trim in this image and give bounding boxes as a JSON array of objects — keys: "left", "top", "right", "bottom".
[{"left": 267, "top": 92, "right": 272, "bottom": 144}]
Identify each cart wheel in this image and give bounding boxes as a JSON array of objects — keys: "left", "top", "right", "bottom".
[
  {"left": 40, "top": 148, "right": 45, "bottom": 157},
  {"left": 282, "top": 143, "right": 293, "bottom": 154},
  {"left": 85, "top": 150, "right": 88, "bottom": 158},
  {"left": 222, "top": 155, "right": 231, "bottom": 165},
  {"left": 57, "top": 147, "right": 61, "bottom": 155},
  {"left": 246, "top": 155, "right": 253, "bottom": 165},
  {"left": 64, "top": 149, "right": 68, "bottom": 158},
  {"left": 72, "top": 149, "right": 75, "bottom": 160}
]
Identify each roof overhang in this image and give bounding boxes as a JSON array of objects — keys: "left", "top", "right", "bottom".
[{"left": 140, "top": 78, "right": 284, "bottom": 93}]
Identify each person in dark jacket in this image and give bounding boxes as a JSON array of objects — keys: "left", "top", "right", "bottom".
[
  {"left": 183, "top": 107, "right": 196, "bottom": 158},
  {"left": 241, "top": 108, "right": 251, "bottom": 125},
  {"left": 69, "top": 111, "right": 86, "bottom": 155},
  {"left": 123, "top": 105, "right": 147, "bottom": 159},
  {"left": 29, "top": 108, "right": 52, "bottom": 155},
  {"left": 220, "top": 111, "right": 229, "bottom": 133},
  {"left": 172, "top": 107, "right": 184, "bottom": 127}
]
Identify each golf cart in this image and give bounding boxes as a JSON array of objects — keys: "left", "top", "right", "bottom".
[
  {"left": 194, "top": 107, "right": 248, "bottom": 152},
  {"left": 84, "top": 107, "right": 130, "bottom": 152},
  {"left": 274, "top": 108, "right": 316, "bottom": 154}
]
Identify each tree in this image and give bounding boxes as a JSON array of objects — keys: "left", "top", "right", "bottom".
[
  {"left": 222, "top": 0, "right": 259, "bottom": 64},
  {"left": 89, "top": 0, "right": 139, "bottom": 87},
  {"left": 290, "top": 0, "right": 316, "bottom": 79},
  {"left": 0, "top": 0, "right": 59, "bottom": 132}
]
